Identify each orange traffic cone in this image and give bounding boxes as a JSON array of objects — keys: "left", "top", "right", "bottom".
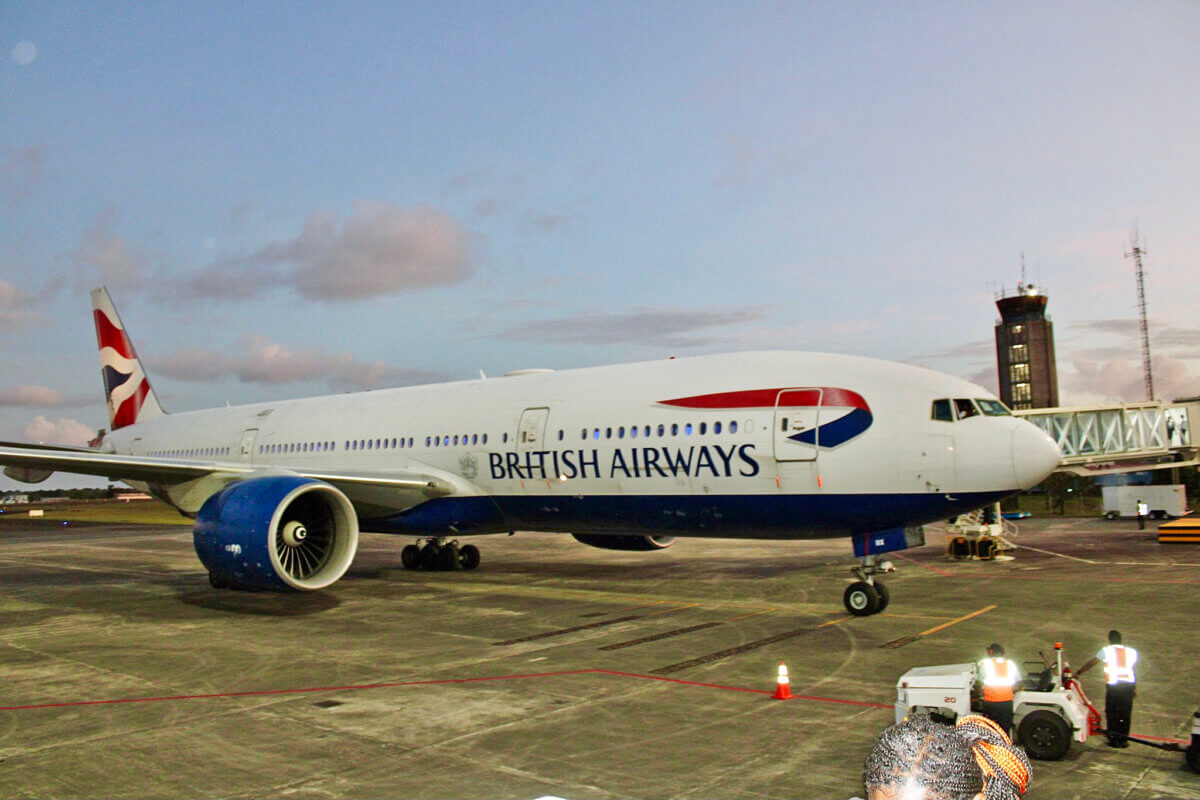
[{"left": 773, "top": 662, "right": 792, "bottom": 700}]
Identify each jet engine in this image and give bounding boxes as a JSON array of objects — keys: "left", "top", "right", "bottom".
[
  {"left": 571, "top": 533, "right": 676, "bottom": 551},
  {"left": 193, "top": 475, "right": 359, "bottom": 591}
]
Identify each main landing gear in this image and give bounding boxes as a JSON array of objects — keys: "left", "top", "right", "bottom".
[
  {"left": 843, "top": 554, "right": 894, "bottom": 616},
  {"left": 400, "top": 538, "right": 481, "bottom": 572}
]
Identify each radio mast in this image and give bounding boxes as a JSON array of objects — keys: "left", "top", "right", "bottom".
[{"left": 1125, "top": 228, "right": 1154, "bottom": 401}]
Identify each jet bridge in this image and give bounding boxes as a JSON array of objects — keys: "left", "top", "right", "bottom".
[{"left": 1014, "top": 400, "right": 1198, "bottom": 475}]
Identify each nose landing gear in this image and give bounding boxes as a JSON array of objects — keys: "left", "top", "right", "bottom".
[{"left": 844, "top": 554, "right": 894, "bottom": 616}]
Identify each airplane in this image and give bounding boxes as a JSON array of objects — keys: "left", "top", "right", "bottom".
[{"left": 0, "top": 288, "right": 1061, "bottom": 616}]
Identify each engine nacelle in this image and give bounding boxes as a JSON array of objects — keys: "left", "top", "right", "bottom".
[
  {"left": 193, "top": 475, "right": 359, "bottom": 591},
  {"left": 572, "top": 533, "right": 676, "bottom": 551}
]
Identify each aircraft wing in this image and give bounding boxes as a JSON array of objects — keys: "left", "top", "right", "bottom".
[{"left": 0, "top": 442, "right": 457, "bottom": 511}]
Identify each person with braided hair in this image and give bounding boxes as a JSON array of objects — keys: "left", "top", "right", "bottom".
[{"left": 859, "top": 713, "right": 1032, "bottom": 800}]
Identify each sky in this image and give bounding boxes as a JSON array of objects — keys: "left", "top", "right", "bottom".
[{"left": 3, "top": 1, "right": 1200, "bottom": 490}]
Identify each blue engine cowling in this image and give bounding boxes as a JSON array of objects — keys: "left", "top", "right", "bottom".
[
  {"left": 572, "top": 533, "right": 676, "bottom": 551},
  {"left": 193, "top": 475, "right": 359, "bottom": 591}
]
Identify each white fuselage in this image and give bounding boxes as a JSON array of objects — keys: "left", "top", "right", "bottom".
[{"left": 102, "top": 351, "right": 1061, "bottom": 540}]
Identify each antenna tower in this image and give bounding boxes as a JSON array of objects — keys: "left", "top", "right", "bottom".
[{"left": 1125, "top": 228, "right": 1154, "bottom": 400}]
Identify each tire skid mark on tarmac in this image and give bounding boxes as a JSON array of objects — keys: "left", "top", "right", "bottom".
[{"left": 492, "top": 615, "right": 643, "bottom": 646}]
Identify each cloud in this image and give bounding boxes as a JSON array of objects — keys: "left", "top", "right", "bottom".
[
  {"left": 188, "top": 202, "right": 475, "bottom": 302},
  {"left": 149, "top": 334, "right": 450, "bottom": 392},
  {"left": 498, "top": 305, "right": 776, "bottom": 348},
  {"left": 1063, "top": 354, "right": 1200, "bottom": 404},
  {"left": 0, "top": 385, "right": 62, "bottom": 407},
  {"left": 0, "top": 279, "right": 39, "bottom": 332},
  {"left": 22, "top": 416, "right": 95, "bottom": 446},
  {"left": 73, "top": 209, "right": 151, "bottom": 289},
  {"left": 1, "top": 146, "right": 44, "bottom": 205}
]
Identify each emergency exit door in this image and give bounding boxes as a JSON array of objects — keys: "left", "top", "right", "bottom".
[{"left": 238, "top": 428, "right": 259, "bottom": 462}]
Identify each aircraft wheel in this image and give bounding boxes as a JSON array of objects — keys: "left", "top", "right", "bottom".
[
  {"left": 460, "top": 544, "right": 481, "bottom": 570},
  {"left": 874, "top": 581, "right": 890, "bottom": 612},
  {"left": 844, "top": 581, "right": 880, "bottom": 616},
  {"left": 440, "top": 543, "right": 463, "bottom": 571},
  {"left": 419, "top": 543, "right": 442, "bottom": 570},
  {"left": 401, "top": 544, "right": 420, "bottom": 570},
  {"left": 1017, "top": 709, "right": 1071, "bottom": 760}
]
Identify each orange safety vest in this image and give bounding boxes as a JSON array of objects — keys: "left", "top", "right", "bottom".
[
  {"left": 1102, "top": 645, "right": 1138, "bottom": 685},
  {"left": 980, "top": 657, "right": 1017, "bottom": 702}
]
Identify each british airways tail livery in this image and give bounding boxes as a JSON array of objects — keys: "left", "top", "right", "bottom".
[{"left": 0, "top": 288, "right": 1061, "bottom": 615}]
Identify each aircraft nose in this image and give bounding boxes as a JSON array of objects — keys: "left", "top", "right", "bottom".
[{"left": 1012, "top": 421, "right": 1061, "bottom": 490}]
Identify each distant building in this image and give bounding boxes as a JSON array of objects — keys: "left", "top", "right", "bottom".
[{"left": 995, "top": 283, "right": 1059, "bottom": 410}]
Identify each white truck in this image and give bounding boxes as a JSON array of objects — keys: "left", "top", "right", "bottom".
[
  {"left": 894, "top": 647, "right": 1095, "bottom": 760},
  {"left": 1102, "top": 485, "right": 1189, "bottom": 520}
]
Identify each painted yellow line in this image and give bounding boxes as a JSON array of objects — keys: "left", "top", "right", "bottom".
[
  {"left": 603, "top": 601, "right": 672, "bottom": 614},
  {"left": 920, "top": 605, "right": 997, "bottom": 637},
  {"left": 724, "top": 608, "right": 778, "bottom": 622},
  {"left": 647, "top": 603, "right": 702, "bottom": 616},
  {"left": 819, "top": 616, "right": 851, "bottom": 628}
]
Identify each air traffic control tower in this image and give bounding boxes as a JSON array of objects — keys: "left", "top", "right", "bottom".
[{"left": 995, "top": 283, "right": 1059, "bottom": 410}]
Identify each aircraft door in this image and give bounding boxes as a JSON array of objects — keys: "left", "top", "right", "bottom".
[
  {"left": 774, "top": 388, "right": 822, "bottom": 462},
  {"left": 517, "top": 407, "right": 550, "bottom": 452},
  {"left": 238, "top": 428, "right": 259, "bottom": 463}
]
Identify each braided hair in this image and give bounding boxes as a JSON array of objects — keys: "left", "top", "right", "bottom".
[{"left": 863, "top": 714, "right": 1031, "bottom": 800}]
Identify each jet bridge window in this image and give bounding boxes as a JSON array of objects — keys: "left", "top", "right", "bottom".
[{"left": 931, "top": 399, "right": 953, "bottom": 422}]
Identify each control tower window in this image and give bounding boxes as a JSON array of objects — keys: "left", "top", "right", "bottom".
[{"left": 931, "top": 399, "right": 953, "bottom": 422}]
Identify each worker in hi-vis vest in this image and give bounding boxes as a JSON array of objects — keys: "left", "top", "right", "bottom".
[
  {"left": 1136, "top": 499, "right": 1149, "bottom": 530},
  {"left": 977, "top": 642, "right": 1021, "bottom": 736},
  {"left": 1077, "top": 629, "right": 1139, "bottom": 747}
]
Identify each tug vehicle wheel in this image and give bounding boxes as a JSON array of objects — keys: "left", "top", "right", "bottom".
[{"left": 1018, "top": 709, "right": 1072, "bottom": 760}]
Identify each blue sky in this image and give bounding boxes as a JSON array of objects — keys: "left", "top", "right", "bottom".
[{"left": 3, "top": 1, "right": 1200, "bottom": 489}]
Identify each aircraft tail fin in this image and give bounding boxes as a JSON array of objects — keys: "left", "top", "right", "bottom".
[{"left": 91, "top": 287, "right": 166, "bottom": 429}]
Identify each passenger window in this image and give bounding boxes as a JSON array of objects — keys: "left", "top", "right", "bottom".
[
  {"left": 730, "top": 420, "right": 738, "bottom": 434},
  {"left": 931, "top": 399, "right": 953, "bottom": 422},
  {"left": 955, "top": 398, "right": 980, "bottom": 419},
  {"left": 714, "top": 421, "right": 722, "bottom": 434},
  {"left": 657, "top": 424, "right": 665, "bottom": 437},
  {"left": 630, "top": 426, "right": 638, "bottom": 439}
]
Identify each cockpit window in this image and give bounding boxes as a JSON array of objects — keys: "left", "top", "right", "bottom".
[
  {"left": 931, "top": 399, "right": 953, "bottom": 422},
  {"left": 976, "top": 398, "right": 1011, "bottom": 416},
  {"left": 954, "top": 398, "right": 980, "bottom": 419}
]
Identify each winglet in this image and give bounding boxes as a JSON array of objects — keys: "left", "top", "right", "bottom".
[{"left": 91, "top": 287, "right": 166, "bottom": 429}]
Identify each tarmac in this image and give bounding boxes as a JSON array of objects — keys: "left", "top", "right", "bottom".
[{"left": 1, "top": 511, "right": 1198, "bottom": 799}]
